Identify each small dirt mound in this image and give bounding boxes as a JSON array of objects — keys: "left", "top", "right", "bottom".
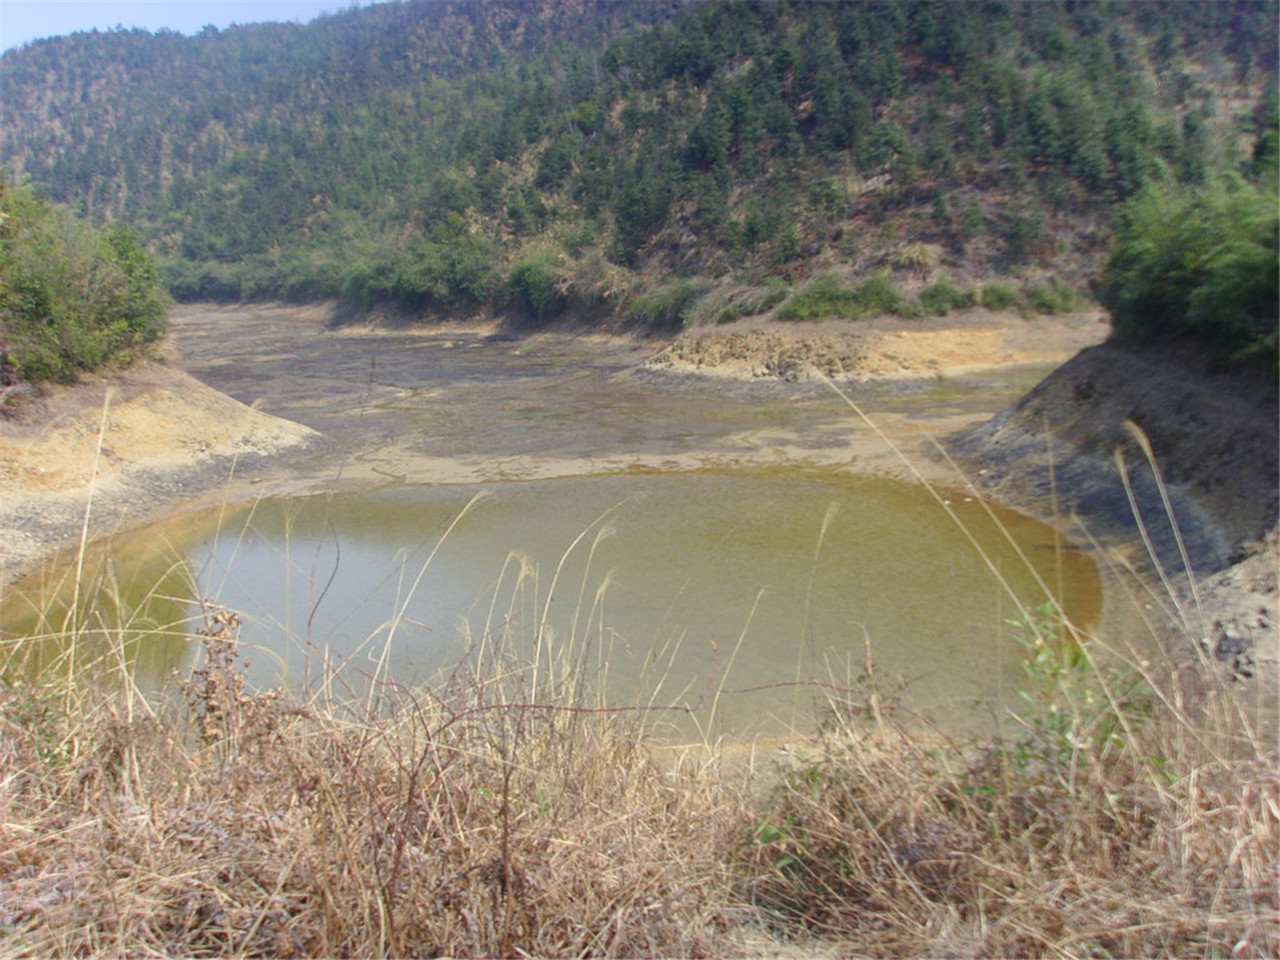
[{"left": 646, "top": 313, "right": 1108, "bottom": 382}]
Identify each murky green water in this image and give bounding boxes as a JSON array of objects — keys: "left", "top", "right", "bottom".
[{"left": 1, "top": 468, "right": 1099, "bottom": 740}]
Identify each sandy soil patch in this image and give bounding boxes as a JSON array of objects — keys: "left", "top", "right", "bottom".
[{"left": 320, "top": 407, "right": 988, "bottom": 491}]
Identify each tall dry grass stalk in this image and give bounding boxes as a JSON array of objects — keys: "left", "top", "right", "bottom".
[
  {"left": 0, "top": 598, "right": 753, "bottom": 957},
  {"left": 0, "top": 402, "right": 1275, "bottom": 957}
]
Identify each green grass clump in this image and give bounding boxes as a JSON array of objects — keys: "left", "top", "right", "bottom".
[
  {"left": 776, "top": 272, "right": 858, "bottom": 321},
  {"left": 624, "top": 277, "right": 702, "bottom": 330},
  {"left": 918, "top": 276, "right": 975, "bottom": 316},
  {"left": 1026, "top": 276, "right": 1082, "bottom": 314},
  {"left": 979, "top": 281, "right": 1022, "bottom": 311}
]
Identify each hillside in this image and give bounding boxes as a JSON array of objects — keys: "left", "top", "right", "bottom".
[{"left": 1, "top": 0, "right": 1277, "bottom": 327}]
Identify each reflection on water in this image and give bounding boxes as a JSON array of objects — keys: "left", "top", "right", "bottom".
[{"left": 1, "top": 468, "right": 1100, "bottom": 740}]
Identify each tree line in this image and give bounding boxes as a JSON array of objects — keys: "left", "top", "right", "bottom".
[{"left": 0, "top": 0, "right": 1275, "bottom": 367}]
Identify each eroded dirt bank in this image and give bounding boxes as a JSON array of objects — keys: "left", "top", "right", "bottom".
[
  {"left": 0, "top": 359, "right": 319, "bottom": 580},
  {"left": 950, "top": 342, "right": 1278, "bottom": 693},
  {"left": 646, "top": 309, "right": 1109, "bottom": 382}
]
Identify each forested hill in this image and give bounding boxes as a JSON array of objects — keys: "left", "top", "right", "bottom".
[{"left": 2, "top": 0, "right": 1276, "bottom": 328}]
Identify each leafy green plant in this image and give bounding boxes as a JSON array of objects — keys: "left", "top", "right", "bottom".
[
  {"left": 919, "top": 276, "right": 975, "bottom": 316},
  {"left": 1004, "top": 601, "right": 1151, "bottom": 779},
  {"left": 506, "top": 247, "right": 566, "bottom": 324},
  {"left": 776, "top": 272, "right": 858, "bottom": 321},
  {"left": 0, "top": 176, "right": 168, "bottom": 382},
  {"left": 979, "top": 281, "right": 1021, "bottom": 312},
  {"left": 1101, "top": 174, "right": 1279, "bottom": 368},
  {"left": 777, "top": 270, "right": 908, "bottom": 322},
  {"left": 853, "top": 270, "right": 907, "bottom": 317},
  {"left": 1025, "top": 276, "right": 1080, "bottom": 315}
]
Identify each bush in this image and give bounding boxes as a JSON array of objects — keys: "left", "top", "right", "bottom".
[
  {"left": 506, "top": 247, "right": 566, "bottom": 324},
  {"left": 624, "top": 277, "right": 700, "bottom": 330},
  {"left": 1100, "top": 175, "right": 1279, "bottom": 368},
  {"left": 0, "top": 176, "right": 168, "bottom": 382},
  {"left": 1025, "top": 276, "right": 1080, "bottom": 315},
  {"left": 980, "top": 282, "right": 1022, "bottom": 312},
  {"left": 852, "top": 271, "right": 907, "bottom": 317},
  {"left": 777, "top": 272, "right": 857, "bottom": 321},
  {"left": 777, "top": 271, "right": 909, "bottom": 322},
  {"left": 919, "top": 276, "right": 975, "bottom": 316}
]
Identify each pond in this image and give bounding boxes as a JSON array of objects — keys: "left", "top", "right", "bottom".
[{"left": 1, "top": 467, "right": 1099, "bottom": 741}]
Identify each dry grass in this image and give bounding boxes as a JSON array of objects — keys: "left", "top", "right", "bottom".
[
  {"left": 0, "top": 600, "right": 753, "bottom": 958},
  {"left": 741, "top": 651, "right": 1278, "bottom": 957},
  {"left": 2, "top": 579, "right": 1274, "bottom": 958}
]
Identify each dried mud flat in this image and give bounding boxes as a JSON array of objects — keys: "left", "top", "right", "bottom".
[{"left": 1, "top": 305, "right": 1100, "bottom": 583}]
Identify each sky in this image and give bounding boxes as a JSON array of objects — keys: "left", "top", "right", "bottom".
[{"left": 0, "top": 1, "right": 368, "bottom": 54}]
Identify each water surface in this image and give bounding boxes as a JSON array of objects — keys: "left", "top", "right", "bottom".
[{"left": 3, "top": 468, "right": 1099, "bottom": 740}]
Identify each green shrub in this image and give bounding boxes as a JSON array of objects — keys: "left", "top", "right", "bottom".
[
  {"left": 777, "top": 270, "right": 911, "bottom": 322},
  {"left": 777, "top": 272, "right": 858, "bottom": 321},
  {"left": 852, "top": 271, "right": 907, "bottom": 317},
  {"left": 0, "top": 176, "right": 168, "bottom": 382},
  {"left": 1026, "top": 276, "right": 1081, "bottom": 315},
  {"left": 506, "top": 248, "right": 566, "bottom": 324},
  {"left": 1100, "top": 175, "right": 1279, "bottom": 368},
  {"left": 919, "top": 276, "right": 975, "bottom": 316},
  {"left": 980, "top": 282, "right": 1022, "bottom": 312},
  {"left": 624, "top": 277, "right": 700, "bottom": 330}
]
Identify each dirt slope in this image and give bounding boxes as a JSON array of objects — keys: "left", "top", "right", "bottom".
[
  {"left": 950, "top": 341, "right": 1279, "bottom": 694},
  {"left": 646, "top": 310, "right": 1109, "bottom": 381},
  {"left": 0, "top": 359, "right": 318, "bottom": 581}
]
